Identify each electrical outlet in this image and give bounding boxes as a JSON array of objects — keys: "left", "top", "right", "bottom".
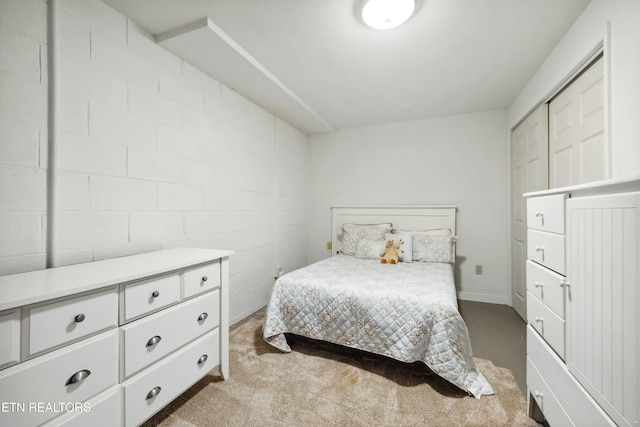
[
  {"left": 326, "top": 241, "right": 332, "bottom": 250},
  {"left": 475, "top": 265, "right": 483, "bottom": 275}
]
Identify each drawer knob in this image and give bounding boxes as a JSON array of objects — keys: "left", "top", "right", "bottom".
[
  {"left": 202, "top": 275, "right": 208, "bottom": 282},
  {"left": 535, "top": 316, "right": 543, "bottom": 323},
  {"left": 198, "top": 312, "right": 208, "bottom": 322},
  {"left": 534, "top": 390, "right": 543, "bottom": 399},
  {"left": 74, "top": 313, "right": 86, "bottom": 323},
  {"left": 152, "top": 290, "right": 160, "bottom": 298},
  {"left": 535, "top": 246, "right": 544, "bottom": 252},
  {"left": 146, "top": 335, "right": 162, "bottom": 347},
  {"left": 146, "top": 386, "right": 162, "bottom": 400},
  {"left": 534, "top": 281, "right": 543, "bottom": 288},
  {"left": 197, "top": 354, "right": 208, "bottom": 365},
  {"left": 66, "top": 369, "right": 91, "bottom": 386}
]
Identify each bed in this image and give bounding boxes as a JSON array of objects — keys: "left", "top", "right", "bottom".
[{"left": 263, "top": 206, "right": 494, "bottom": 398}]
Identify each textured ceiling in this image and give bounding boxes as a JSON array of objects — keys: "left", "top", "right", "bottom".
[{"left": 101, "top": 0, "right": 591, "bottom": 134}]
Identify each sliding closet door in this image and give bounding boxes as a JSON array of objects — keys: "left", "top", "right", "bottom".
[
  {"left": 510, "top": 104, "right": 548, "bottom": 320},
  {"left": 549, "top": 56, "right": 606, "bottom": 188}
]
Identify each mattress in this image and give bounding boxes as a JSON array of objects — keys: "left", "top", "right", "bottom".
[{"left": 263, "top": 255, "right": 494, "bottom": 398}]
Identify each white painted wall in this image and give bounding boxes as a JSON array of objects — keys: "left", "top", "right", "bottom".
[
  {"left": 0, "top": 0, "right": 48, "bottom": 274},
  {"left": 276, "top": 119, "right": 310, "bottom": 276},
  {"left": 509, "top": 0, "right": 640, "bottom": 179},
  {"left": 308, "top": 110, "right": 510, "bottom": 304},
  {"left": 0, "top": 0, "right": 309, "bottom": 325}
]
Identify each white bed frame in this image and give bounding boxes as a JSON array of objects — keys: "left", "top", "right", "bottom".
[{"left": 331, "top": 205, "right": 458, "bottom": 256}]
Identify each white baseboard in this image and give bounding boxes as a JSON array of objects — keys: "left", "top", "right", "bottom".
[{"left": 457, "top": 291, "right": 510, "bottom": 305}]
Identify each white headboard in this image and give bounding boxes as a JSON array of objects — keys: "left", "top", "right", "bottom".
[{"left": 331, "top": 205, "right": 457, "bottom": 256}]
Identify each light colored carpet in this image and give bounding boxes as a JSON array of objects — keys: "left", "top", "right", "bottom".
[{"left": 143, "top": 309, "right": 535, "bottom": 427}]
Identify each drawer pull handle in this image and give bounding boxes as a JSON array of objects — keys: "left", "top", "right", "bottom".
[
  {"left": 202, "top": 275, "right": 208, "bottom": 282},
  {"left": 197, "top": 354, "right": 208, "bottom": 365},
  {"left": 66, "top": 369, "right": 91, "bottom": 386},
  {"left": 534, "top": 281, "right": 543, "bottom": 288},
  {"left": 535, "top": 316, "right": 543, "bottom": 323},
  {"left": 146, "top": 386, "right": 161, "bottom": 400},
  {"left": 198, "top": 312, "right": 208, "bottom": 321},
  {"left": 152, "top": 290, "right": 160, "bottom": 298},
  {"left": 146, "top": 335, "right": 162, "bottom": 347},
  {"left": 535, "top": 211, "right": 543, "bottom": 217},
  {"left": 74, "top": 313, "right": 86, "bottom": 323},
  {"left": 534, "top": 390, "right": 543, "bottom": 399},
  {"left": 535, "top": 246, "right": 544, "bottom": 252},
  {"left": 561, "top": 279, "right": 569, "bottom": 288}
]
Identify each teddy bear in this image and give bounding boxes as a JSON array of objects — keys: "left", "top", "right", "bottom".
[{"left": 380, "top": 239, "right": 403, "bottom": 264}]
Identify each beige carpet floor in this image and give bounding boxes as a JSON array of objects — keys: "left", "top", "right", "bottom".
[{"left": 143, "top": 309, "right": 535, "bottom": 427}]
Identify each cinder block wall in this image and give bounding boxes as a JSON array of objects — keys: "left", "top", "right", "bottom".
[
  {"left": 0, "top": 0, "right": 309, "bottom": 324},
  {"left": 0, "top": 0, "right": 49, "bottom": 274}
]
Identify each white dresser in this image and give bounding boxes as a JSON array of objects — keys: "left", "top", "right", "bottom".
[
  {"left": 0, "top": 247, "right": 232, "bottom": 427},
  {"left": 526, "top": 193, "right": 567, "bottom": 361},
  {"left": 525, "top": 178, "right": 640, "bottom": 427}
]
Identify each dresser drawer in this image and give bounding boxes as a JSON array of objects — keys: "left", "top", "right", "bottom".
[
  {"left": 527, "top": 356, "right": 573, "bottom": 426},
  {"left": 183, "top": 261, "right": 220, "bottom": 299},
  {"left": 0, "top": 330, "right": 119, "bottom": 427},
  {"left": 121, "top": 290, "right": 219, "bottom": 379},
  {"left": 122, "top": 329, "right": 219, "bottom": 427},
  {"left": 42, "top": 386, "right": 121, "bottom": 427},
  {"left": 25, "top": 287, "right": 118, "bottom": 358},
  {"left": 0, "top": 308, "right": 21, "bottom": 370},
  {"left": 122, "top": 272, "right": 180, "bottom": 323},
  {"left": 527, "top": 326, "right": 616, "bottom": 427},
  {"left": 527, "top": 291, "right": 565, "bottom": 359},
  {"left": 526, "top": 260, "right": 565, "bottom": 318},
  {"left": 527, "top": 229, "right": 565, "bottom": 275},
  {"left": 527, "top": 194, "right": 567, "bottom": 234}
]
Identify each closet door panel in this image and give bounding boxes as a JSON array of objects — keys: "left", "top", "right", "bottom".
[
  {"left": 510, "top": 103, "right": 548, "bottom": 320},
  {"left": 549, "top": 56, "right": 605, "bottom": 188}
]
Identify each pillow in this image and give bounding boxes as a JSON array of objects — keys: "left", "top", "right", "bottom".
[
  {"left": 411, "top": 229, "right": 455, "bottom": 263},
  {"left": 385, "top": 232, "right": 413, "bottom": 262},
  {"left": 341, "top": 223, "right": 392, "bottom": 256},
  {"left": 355, "top": 239, "right": 385, "bottom": 260}
]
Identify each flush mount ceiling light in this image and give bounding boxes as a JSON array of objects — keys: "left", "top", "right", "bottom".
[{"left": 361, "top": 0, "right": 416, "bottom": 30}]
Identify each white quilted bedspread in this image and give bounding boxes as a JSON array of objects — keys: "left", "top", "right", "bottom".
[{"left": 263, "top": 255, "right": 494, "bottom": 398}]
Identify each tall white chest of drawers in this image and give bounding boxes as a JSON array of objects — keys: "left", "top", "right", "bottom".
[
  {"left": 0, "top": 247, "right": 232, "bottom": 427},
  {"left": 525, "top": 178, "right": 640, "bottom": 427}
]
